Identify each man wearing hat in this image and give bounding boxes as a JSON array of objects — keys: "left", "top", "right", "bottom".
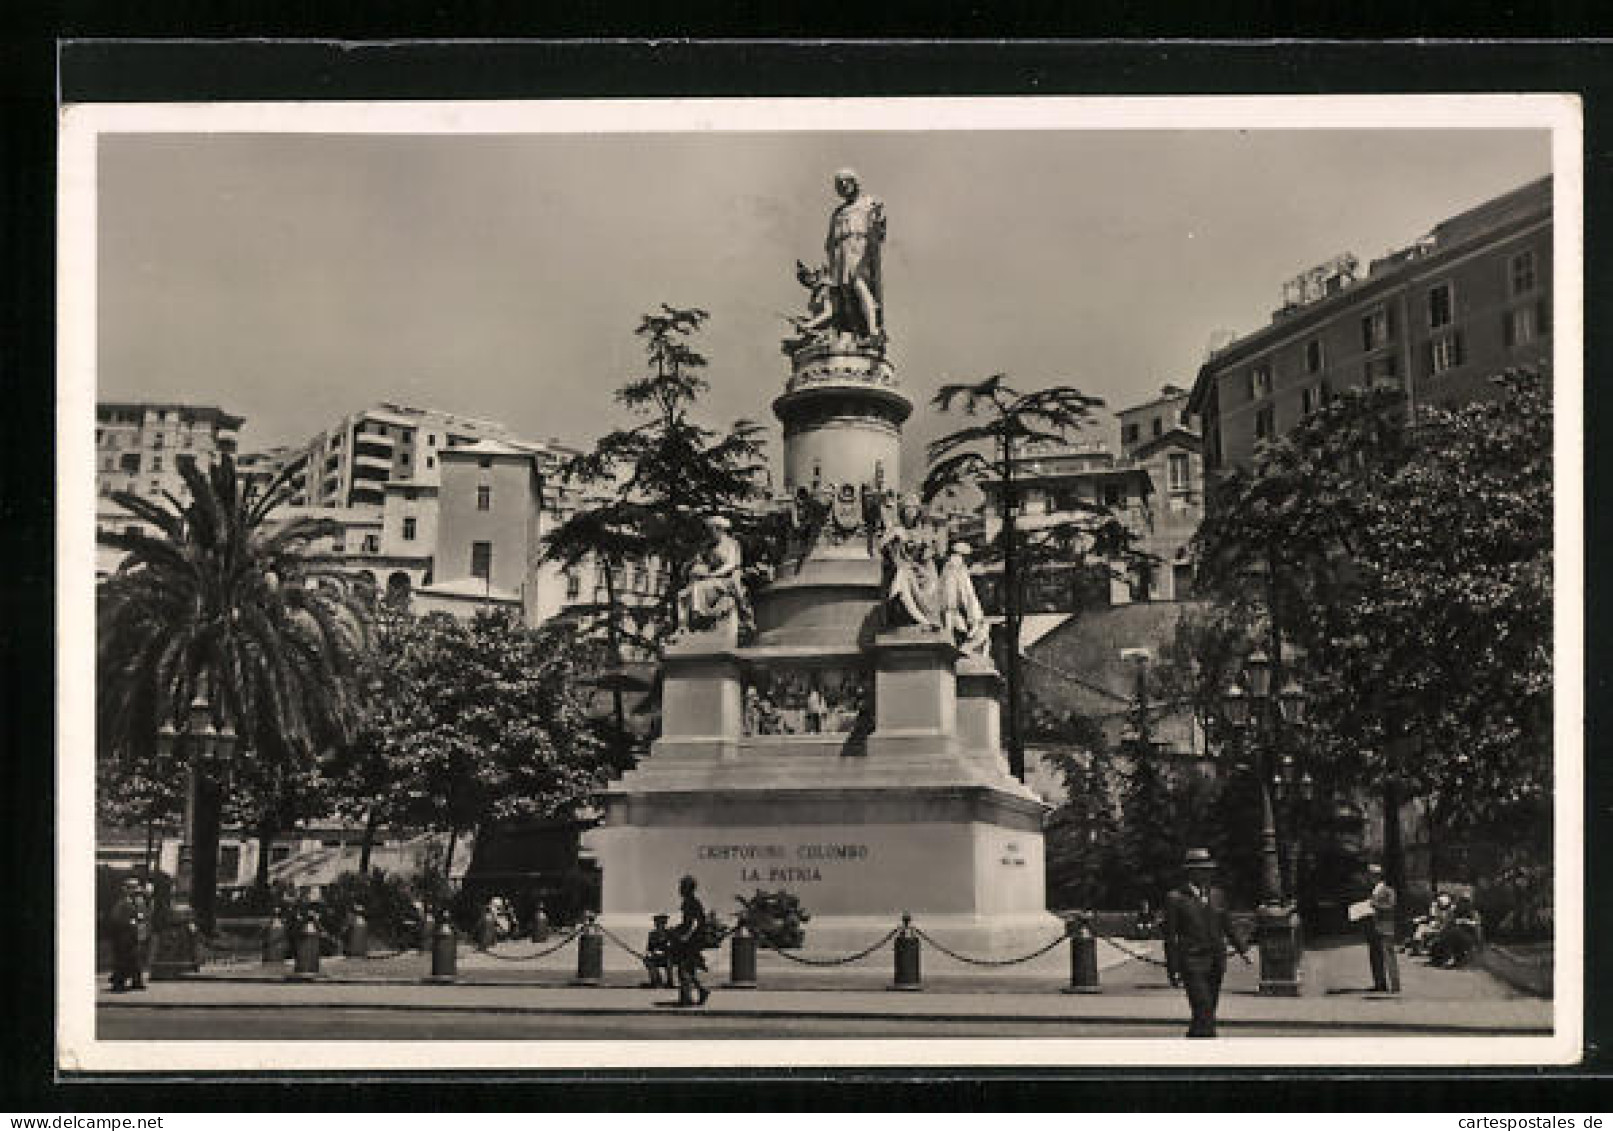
[
  {"left": 1364, "top": 863, "right": 1401, "bottom": 993},
  {"left": 107, "top": 876, "right": 149, "bottom": 993},
  {"left": 642, "top": 913, "right": 674, "bottom": 989},
  {"left": 1164, "top": 848, "right": 1248, "bottom": 1037}
]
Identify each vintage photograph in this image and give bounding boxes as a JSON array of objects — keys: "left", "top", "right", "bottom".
[{"left": 57, "top": 95, "right": 1581, "bottom": 1071}]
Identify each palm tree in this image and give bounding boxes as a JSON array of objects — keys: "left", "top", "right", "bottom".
[
  {"left": 97, "top": 454, "right": 368, "bottom": 932},
  {"left": 922, "top": 375, "right": 1106, "bottom": 781}
]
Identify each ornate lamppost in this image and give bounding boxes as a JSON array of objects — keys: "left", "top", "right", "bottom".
[
  {"left": 149, "top": 683, "right": 238, "bottom": 980},
  {"left": 1221, "top": 649, "right": 1307, "bottom": 996}
]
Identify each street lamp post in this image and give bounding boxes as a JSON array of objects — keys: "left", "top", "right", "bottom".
[
  {"left": 1222, "top": 651, "right": 1305, "bottom": 997},
  {"left": 149, "top": 683, "right": 238, "bottom": 980}
]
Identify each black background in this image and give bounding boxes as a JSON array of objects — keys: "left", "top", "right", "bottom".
[{"left": 4, "top": 24, "right": 1610, "bottom": 1112}]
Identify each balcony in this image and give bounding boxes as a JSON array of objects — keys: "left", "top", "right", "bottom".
[{"left": 353, "top": 452, "right": 393, "bottom": 472}]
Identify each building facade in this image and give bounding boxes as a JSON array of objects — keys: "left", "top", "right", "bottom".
[
  {"left": 974, "top": 383, "right": 1204, "bottom": 612},
  {"left": 1189, "top": 176, "right": 1553, "bottom": 474},
  {"left": 95, "top": 401, "right": 244, "bottom": 577}
]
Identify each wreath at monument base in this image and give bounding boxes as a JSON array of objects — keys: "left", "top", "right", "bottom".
[{"left": 736, "top": 889, "right": 811, "bottom": 949}]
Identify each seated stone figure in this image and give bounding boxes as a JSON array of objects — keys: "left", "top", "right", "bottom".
[
  {"left": 939, "top": 541, "right": 991, "bottom": 658},
  {"left": 880, "top": 494, "right": 942, "bottom": 630},
  {"left": 675, "top": 515, "right": 754, "bottom": 637}
]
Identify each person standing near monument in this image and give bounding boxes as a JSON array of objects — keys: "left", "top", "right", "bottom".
[
  {"left": 1164, "top": 848, "right": 1249, "bottom": 1038},
  {"left": 670, "top": 875, "right": 711, "bottom": 1007},
  {"left": 107, "top": 876, "right": 149, "bottom": 993},
  {"left": 1364, "top": 863, "right": 1401, "bottom": 993},
  {"left": 825, "top": 168, "right": 886, "bottom": 342}
]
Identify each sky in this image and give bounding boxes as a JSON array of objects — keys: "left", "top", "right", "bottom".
[{"left": 96, "top": 126, "right": 1551, "bottom": 487}]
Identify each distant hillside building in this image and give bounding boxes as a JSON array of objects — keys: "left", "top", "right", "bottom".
[
  {"left": 974, "top": 384, "right": 1203, "bottom": 612},
  {"left": 95, "top": 400, "right": 244, "bottom": 577},
  {"left": 1189, "top": 176, "right": 1553, "bottom": 474}
]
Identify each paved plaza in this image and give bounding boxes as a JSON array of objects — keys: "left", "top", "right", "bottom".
[{"left": 97, "top": 937, "right": 1551, "bottom": 1040}]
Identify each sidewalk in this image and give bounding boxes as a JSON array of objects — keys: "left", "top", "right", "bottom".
[{"left": 107, "top": 937, "right": 1551, "bottom": 1034}]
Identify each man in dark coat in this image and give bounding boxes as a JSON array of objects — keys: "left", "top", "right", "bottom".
[
  {"left": 1164, "top": 848, "right": 1248, "bottom": 1038},
  {"left": 643, "top": 913, "right": 674, "bottom": 988},
  {"left": 670, "top": 875, "right": 711, "bottom": 1007},
  {"left": 1364, "top": 863, "right": 1401, "bottom": 992},
  {"left": 108, "top": 877, "right": 149, "bottom": 993}
]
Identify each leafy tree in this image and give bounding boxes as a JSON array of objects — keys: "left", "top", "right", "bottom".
[
  {"left": 921, "top": 375, "right": 1112, "bottom": 781},
  {"left": 359, "top": 608, "right": 620, "bottom": 879},
  {"left": 1032, "top": 705, "right": 1123, "bottom": 910},
  {"left": 1194, "top": 370, "right": 1552, "bottom": 898},
  {"left": 97, "top": 455, "right": 368, "bottom": 931},
  {"left": 544, "top": 305, "right": 769, "bottom": 661}
]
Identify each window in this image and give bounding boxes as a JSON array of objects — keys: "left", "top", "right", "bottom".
[
  {"left": 217, "top": 845, "right": 241, "bottom": 885},
  {"left": 151, "top": 455, "right": 163, "bottom": 472},
  {"left": 1320, "top": 377, "right": 1334, "bottom": 402},
  {"left": 1151, "top": 416, "right": 1163, "bottom": 438},
  {"left": 1305, "top": 339, "right": 1324, "bottom": 374},
  {"left": 427, "top": 433, "right": 436, "bottom": 446},
  {"left": 148, "top": 480, "right": 161, "bottom": 494},
  {"left": 1361, "top": 306, "right": 1390, "bottom": 350},
  {"left": 633, "top": 565, "right": 648, "bottom": 591},
  {"left": 400, "top": 452, "right": 410, "bottom": 466},
  {"left": 1510, "top": 250, "right": 1538, "bottom": 296},
  {"left": 426, "top": 456, "right": 435, "bottom": 469},
  {"left": 477, "top": 484, "right": 491, "bottom": 511},
  {"left": 478, "top": 456, "right": 493, "bottom": 469},
  {"left": 471, "top": 541, "right": 493, "bottom": 580},
  {"left": 1167, "top": 452, "right": 1190, "bottom": 493},
  {"left": 565, "top": 570, "right": 581, "bottom": 600},
  {"left": 362, "top": 534, "right": 380, "bottom": 553},
  {"left": 1102, "top": 482, "right": 1123, "bottom": 508},
  {"left": 1248, "top": 364, "right": 1272, "bottom": 399},
  {"left": 1505, "top": 305, "right": 1537, "bottom": 346},
  {"left": 1429, "top": 331, "right": 1466, "bottom": 375},
  {"left": 1301, "top": 386, "right": 1317, "bottom": 415},
  {"left": 1428, "top": 282, "right": 1453, "bottom": 328},
  {"left": 151, "top": 433, "right": 164, "bottom": 450},
  {"left": 1364, "top": 355, "right": 1399, "bottom": 386},
  {"left": 1254, "top": 404, "right": 1275, "bottom": 440},
  {"left": 1123, "top": 422, "right": 1140, "bottom": 444},
  {"left": 402, "top": 516, "right": 417, "bottom": 541},
  {"left": 181, "top": 433, "right": 193, "bottom": 449}
]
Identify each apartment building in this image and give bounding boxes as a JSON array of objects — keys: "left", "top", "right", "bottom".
[
  {"left": 1189, "top": 176, "right": 1553, "bottom": 475},
  {"left": 95, "top": 401, "right": 244, "bottom": 576}
]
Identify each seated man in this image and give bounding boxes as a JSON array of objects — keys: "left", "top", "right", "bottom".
[{"left": 643, "top": 913, "right": 674, "bottom": 988}]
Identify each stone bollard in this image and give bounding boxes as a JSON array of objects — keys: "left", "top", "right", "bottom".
[
  {"left": 573, "top": 913, "right": 604, "bottom": 986},
  {"left": 261, "top": 909, "right": 290, "bottom": 964},
  {"left": 345, "top": 904, "right": 370, "bottom": 959},
  {"left": 891, "top": 913, "right": 922, "bottom": 992},
  {"left": 1062, "top": 913, "right": 1101, "bottom": 995},
  {"left": 288, "top": 914, "right": 322, "bottom": 980},
  {"left": 427, "top": 917, "right": 458, "bottom": 982},
  {"left": 726, "top": 918, "right": 758, "bottom": 989}
]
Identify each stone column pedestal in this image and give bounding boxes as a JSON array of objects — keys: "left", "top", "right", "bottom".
[
  {"left": 1256, "top": 903, "right": 1302, "bottom": 996},
  {"left": 867, "top": 629, "right": 957, "bottom": 758}
]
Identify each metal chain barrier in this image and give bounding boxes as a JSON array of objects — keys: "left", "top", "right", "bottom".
[
  {"left": 1086, "top": 929, "right": 1244, "bottom": 969},
  {"left": 475, "top": 926, "right": 586, "bottom": 962},
  {"left": 201, "top": 939, "right": 265, "bottom": 967},
  {"left": 755, "top": 928, "right": 899, "bottom": 966},
  {"left": 345, "top": 945, "right": 410, "bottom": 961},
  {"left": 1089, "top": 931, "right": 1172, "bottom": 968},
  {"left": 596, "top": 923, "right": 649, "bottom": 962},
  {"left": 912, "top": 927, "right": 1068, "bottom": 968}
]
